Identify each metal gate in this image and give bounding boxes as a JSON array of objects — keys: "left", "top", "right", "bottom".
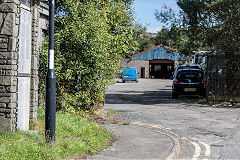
[{"left": 206, "top": 53, "right": 240, "bottom": 104}]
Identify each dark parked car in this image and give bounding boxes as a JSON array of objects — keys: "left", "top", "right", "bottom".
[
  {"left": 173, "top": 64, "right": 202, "bottom": 78},
  {"left": 172, "top": 68, "right": 206, "bottom": 98}
]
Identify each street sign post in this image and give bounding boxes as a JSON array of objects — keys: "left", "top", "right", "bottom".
[{"left": 45, "top": 0, "right": 56, "bottom": 146}]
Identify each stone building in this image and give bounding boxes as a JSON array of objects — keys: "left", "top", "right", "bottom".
[{"left": 0, "top": 0, "right": 48, "bottom": 132}]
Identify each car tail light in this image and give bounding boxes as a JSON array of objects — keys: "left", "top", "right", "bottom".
[
  {"left": 173, "top": 80, "right": 180, "bottom": 84},
  {"left": 200, "top": 81, "right": 207, "bottom": 84}
]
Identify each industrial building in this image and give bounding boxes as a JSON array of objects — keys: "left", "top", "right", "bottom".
[{"left": 121, "top": 45, "right": 191, "bottom": 79}]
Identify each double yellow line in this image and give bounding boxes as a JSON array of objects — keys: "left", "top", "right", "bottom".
[
  {"left": 189, "top": 140, "right": 211, "bottom": 160},
  {"left": 132, "top": 121, "right": 211, "bottom": 160}
]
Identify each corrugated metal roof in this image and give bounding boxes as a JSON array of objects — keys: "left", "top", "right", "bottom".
[{"left": 132, "top": 45, "right": 190, "bottom": 61}]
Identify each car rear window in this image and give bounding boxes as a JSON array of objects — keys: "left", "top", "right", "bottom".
[
  {"left": 177, "top": 70, "right": 203, "bottom": 79},
  {"left": 178, "top": 66, "right": 200, "bottom": 70}
]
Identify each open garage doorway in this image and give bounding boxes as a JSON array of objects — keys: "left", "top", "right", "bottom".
[{"left": 149, "top": 60, "right": 174, "bottom": 79}]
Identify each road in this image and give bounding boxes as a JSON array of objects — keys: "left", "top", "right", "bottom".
[{"left": 104, "top": 79, "right": 240, "bottom": 159}]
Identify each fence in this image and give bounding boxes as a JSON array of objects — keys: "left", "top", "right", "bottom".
[{"left": 206, "top": 53, "right": 240, "bottom": 105}]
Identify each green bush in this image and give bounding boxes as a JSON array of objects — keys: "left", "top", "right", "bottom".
[{"left": 39, "top": 0, "right": 137, "bottom": 112}]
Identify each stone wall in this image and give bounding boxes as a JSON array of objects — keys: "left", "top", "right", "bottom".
[
  {"left": 30, "top": 1, "right": 48, "bottom": 121},
  {"left": 30, "top": 0, "right": 40, "bottom": 121},
  {"left": 0, "top": 0, "right": 47, "bottom": 132},
  {"left": 0, "top": 0, "right": 20, "bottom": 132}
]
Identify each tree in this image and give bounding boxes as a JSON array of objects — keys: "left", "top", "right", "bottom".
[
  {"left": 132, "top": 24, "right": 156, "bottom": 53},
  {"left": 154, "top": 1, "right": 208, "bottom": 54},
  {"left": 154, "top": 26, "right": 193, "bottom": 55},
  {"left": 39, "top": 0, "right": 138, "bottom": 111},
  {"left": 155, "top": 0, "right": 240, "bottom": 53},
  {"left": 206, "top": 0, "right": 240, "bottom": 52}
]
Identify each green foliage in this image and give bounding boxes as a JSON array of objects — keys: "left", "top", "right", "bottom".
[
  {"left": 154, "top": 26, "right": 192, "bottom": 55},
  {"left": 205, "top": 0, "right": 240, "bottom": 52},
  {"left": 106, "top": 110, "right": 118, "bottom": 115},
  {"left": 138, "top": 37, "right": 155, "bottom": 52},
  {"left": 39, "top": 0, "right": 137, "bottom": 111},
  {"left": 131, "top": 24, "right": 155, "bottom": 53},
  {"left": 154, "top": 0, "right": 240, "bottom": 54},
  {"left": 0, "top": 112, "right": 112, "bottom": 160},
  {"left": 154, "top": 4, "right": 180, "bottom": 27}
]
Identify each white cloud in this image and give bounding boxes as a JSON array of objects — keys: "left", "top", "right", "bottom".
[{"left": 147, "top": 27, "right": 162, "bottom": 33}]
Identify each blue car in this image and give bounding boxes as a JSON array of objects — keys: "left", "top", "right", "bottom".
[{"left": 122, "top": 67, "right": 138, "bottom": 83}]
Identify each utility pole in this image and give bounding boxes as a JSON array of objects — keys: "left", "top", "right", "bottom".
[{"left": 45, "top": 0, "right": 56, "bottom": 146}]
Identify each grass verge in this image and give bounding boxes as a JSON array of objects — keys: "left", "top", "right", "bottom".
[
  {"left": 177, "top": 95, "right": 207, "bottom": 104},
  {"left": 0, "top": 111, "right": 112, "bottom": 160},
  {"left": 106, "top": 110, "right": 118, "bottom": 116}
]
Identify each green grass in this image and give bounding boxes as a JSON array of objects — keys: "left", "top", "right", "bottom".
[
  {"left": 177, "top": 95, "right": 207, "bottom": 104},
  {"left": 0, "top": 112, "right": 112, "bottom": 160},
  {"left": 106, "top": 110, "right": 118, "bottom": 115},
  {"left": 121, "top": 122, "right": 130, "bottom": 126},
  {"left": 107, "top": 81, "right": 117, "bottom": 85}
]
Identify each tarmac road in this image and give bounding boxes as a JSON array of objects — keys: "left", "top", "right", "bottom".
[{"left": 89, "top": 79, "right": 240, "bottom": 160}]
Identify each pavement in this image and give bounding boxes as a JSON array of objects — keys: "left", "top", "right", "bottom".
[{"left": 88, "top": 122, "right": 179, "bottom": 160}]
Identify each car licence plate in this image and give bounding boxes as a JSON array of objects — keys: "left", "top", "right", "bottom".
[
  {"left": 124, "top": 76, "right": 129, "bottom": 77},
  {"left": 184, "top": 88, "right": 196, "bottom": 92}
]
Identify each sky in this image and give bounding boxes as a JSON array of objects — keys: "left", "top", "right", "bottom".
[{"left": 132, "top": 0, "right": 180, "bottom": 33}]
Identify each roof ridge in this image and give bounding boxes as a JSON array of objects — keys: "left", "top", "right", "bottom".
[
  {"left": 131, "top": 44, "right": 177, "bottom": 58},
  {"left": 131, "top": 45, "right": 161, "bottom": 58}
]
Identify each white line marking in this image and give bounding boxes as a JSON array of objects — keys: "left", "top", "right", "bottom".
[
  {"left": 191, "top": 141, "right": 201, "bottom": 160},
  {"left": 181, "top": 137, "right": 188, "bottom": 140},
  {"left": 133, "top": 122, "right": 211, "bottom": 160},
  {"left": 199, "top": 141, "right": 211, "bottom": 157},
  {"left": 133, "top": 122, "right": 177, "bottom": 136},
  {"left": 132, "top": 121, "right": 140, "bottom": 125},
  {"left": 133, "top": 121, "right": 145, "bottom": 126},
  {"left": 182, "top": 137, "right": 211, "bottom": 160},
  {"left": 152, "top": 125, "right": 160, "bottom": 128},
  {"left": 168, "top": 131, "right": 178, "bottom": 137}
]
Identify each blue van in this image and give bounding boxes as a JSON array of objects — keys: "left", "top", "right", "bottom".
[{"left": 122, "top": 67, "right": 138, "bottom": 83}]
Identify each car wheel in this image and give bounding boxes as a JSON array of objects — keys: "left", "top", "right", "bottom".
[
  {"left": 172, "top": 92, "right": 178, "bottom": 99},
  {"left": 201, "top": 92, "right": 206, "bottom": 98},
  {"left": 136, "top": 80, "right": 138, "bottom": 83}
]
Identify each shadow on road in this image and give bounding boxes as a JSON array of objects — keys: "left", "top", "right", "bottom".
[{"left": 106, "top": 89, "right": 180, "bottom": 105}]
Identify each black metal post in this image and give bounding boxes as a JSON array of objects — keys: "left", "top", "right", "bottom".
[{"left": 45, "top": 0, "right": 56, "bottom": 145}]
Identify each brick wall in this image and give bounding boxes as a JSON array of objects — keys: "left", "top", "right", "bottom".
[{"left": 121, "top": 59, "right": 149, "bottom": 78}]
